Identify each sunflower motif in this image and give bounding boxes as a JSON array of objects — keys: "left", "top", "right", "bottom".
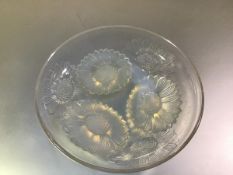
[
  {"left": 42, "top": 63, "right": 81, "bottom": 114},
  {"left": 124, "top": 39, "right": 175, "bottom": 75},
  {"left": 62, "top": 100, "right": 129, "bottom": 158},
  {"left": 76, "top": 49, "right": 132, "bottom": 95},
  {"left": 126, "top": 75, "right": 181, "bottom": 136},
  {"left": 49, "top": 63, "right": 81, "bottom": 104}
]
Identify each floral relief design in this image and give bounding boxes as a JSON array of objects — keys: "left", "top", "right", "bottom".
[
  {"left": 124, "top": 39, "right": 175, "bottom": 75},
  {"left": 126, "top": 75, "right": 181, "bottom": 136},
  {"left": 41, "top": 46, "right": 181, "bottom": 163},
  {"left": 43, "top": 63, "right": 81, "bottom": 114},
  {"left": 62, "top": 100, "right": 129, "bottom": 158},
  {"left": 76, "top": 49, "right": 132, "bottom": 95}
]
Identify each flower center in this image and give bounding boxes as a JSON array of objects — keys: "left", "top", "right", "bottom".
[
  {"left": 53, "top": 79, "right": 74, "bottom": 102},
  {"left": 93, "top": 65, "right": 117, "bottom": 86},
  {"left": 85, "top": 115, "right": 110, "bottom": 135},
  {"left": 140, "top": 92, "right": 161, "bottom": 115}
]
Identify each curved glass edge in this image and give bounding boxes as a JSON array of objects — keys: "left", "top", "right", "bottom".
[{"left": 34, "top": 25, "right": 204, "bottom": 173}]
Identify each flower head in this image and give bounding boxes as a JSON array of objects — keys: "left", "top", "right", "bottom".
[
  {"left": 62, "top": 100, "right": 129, "bottom": 158},
  {"left": 76, "top": 49, "right": 132, "bottom": 95},
  {"left": 126, "top": 75, "right": 181, "bottom": 135},
  {"left": 124, "top": 39, "right": 175, "bottom": 75}
]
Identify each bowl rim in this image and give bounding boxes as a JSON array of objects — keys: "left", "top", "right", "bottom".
[{"left": 35, "top": 25, "right": 204, "bottom": 173}]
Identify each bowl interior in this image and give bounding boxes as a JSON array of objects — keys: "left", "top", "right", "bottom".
[{"left": 35, "top": 26, "right": 203, "bottom": 172}]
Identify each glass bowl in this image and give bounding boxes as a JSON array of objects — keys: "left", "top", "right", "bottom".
[{"left": 35, "top": 25, "right": 203, "bottom": 173}]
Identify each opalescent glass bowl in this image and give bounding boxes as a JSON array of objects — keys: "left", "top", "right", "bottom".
[{"left": 35, "top": 26, "right": 203, "bottom": 173}]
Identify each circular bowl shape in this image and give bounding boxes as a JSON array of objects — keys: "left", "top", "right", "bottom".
[{"left": 35, "top": 25, "right": 203, "bottom": 173}]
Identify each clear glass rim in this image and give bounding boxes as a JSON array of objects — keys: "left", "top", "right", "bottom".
[{"left": 35, "top": 25, "right": 204, "bottom": 173}]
